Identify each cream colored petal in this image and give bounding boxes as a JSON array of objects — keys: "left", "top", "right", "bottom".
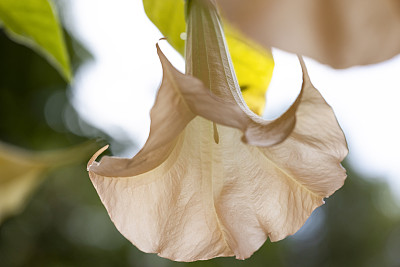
[
  {"left": 162, "top": 40, "right": 299, "bottom": 147},
  {"left": 89, "top": 118, "right": 234, "bottom": 261},
  {"left": 88, "top": 57, "right": 347, "bottom": 261},
  {"left": 91, "top": 45, "right": 298, "bottom": 177},
  {"left": 89, "top": 46, "right": 196, "bottom": 177},
  {"left": 216, "top": 0, "right": 400, "bottom": 68},
  {"left": 88, "top": 0, "right": 347, "bottom": 261}
]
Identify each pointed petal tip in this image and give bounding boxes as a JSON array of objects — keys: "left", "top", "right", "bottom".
[
  {"left": 156, "top": 37, "right": 168, "bottom": 50},
  {"left": 297, "top": 55, "right": 311, "bottom": 84},
  {"left": 87, "top": 145, "right": 109, "bottom": 171}
]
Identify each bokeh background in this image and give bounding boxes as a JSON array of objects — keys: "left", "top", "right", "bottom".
[{"left": 1, "top": 0, "right": 400, "bottom": 266}]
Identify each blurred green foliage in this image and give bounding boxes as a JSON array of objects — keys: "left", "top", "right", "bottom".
[
  {"left": 1, "top": 158, "right": 399, "bottom": 267},
  {"left": 0, "top": 29, "right": 82, "bottom": 150},
  {"left": 0, "top": 4, "right": 399, "bottom": 267}
]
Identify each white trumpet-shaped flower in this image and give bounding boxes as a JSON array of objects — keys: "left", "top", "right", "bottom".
[{"left": 87, "top": 0, "right": 347, "bottom": 262}]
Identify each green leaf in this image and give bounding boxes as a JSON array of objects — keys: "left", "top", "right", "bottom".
[
  {"left": 142, "top": 0, "right": 274, "bottom": 115},
  {"left": 0, "top": 0, "right": 71, "bottom": 82}
]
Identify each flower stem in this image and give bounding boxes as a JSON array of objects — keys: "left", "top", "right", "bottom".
[
  {"left": 185, "top": 0, "right": 242, "bottom": 102},
  {"left": 185, "top": 0, "right": 250, "bottom": 143}
]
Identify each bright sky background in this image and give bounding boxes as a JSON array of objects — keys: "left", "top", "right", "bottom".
[{"left": 63, "top": 0, "right": 400, "bottom": 199}]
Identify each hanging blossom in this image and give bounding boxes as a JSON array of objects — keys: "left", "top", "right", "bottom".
[
  {"left": 87, "top": 0, "right": 348, "bottom": 262},
  {"left": 216, "top": 0, "right": 400, "bottom": 68}
]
